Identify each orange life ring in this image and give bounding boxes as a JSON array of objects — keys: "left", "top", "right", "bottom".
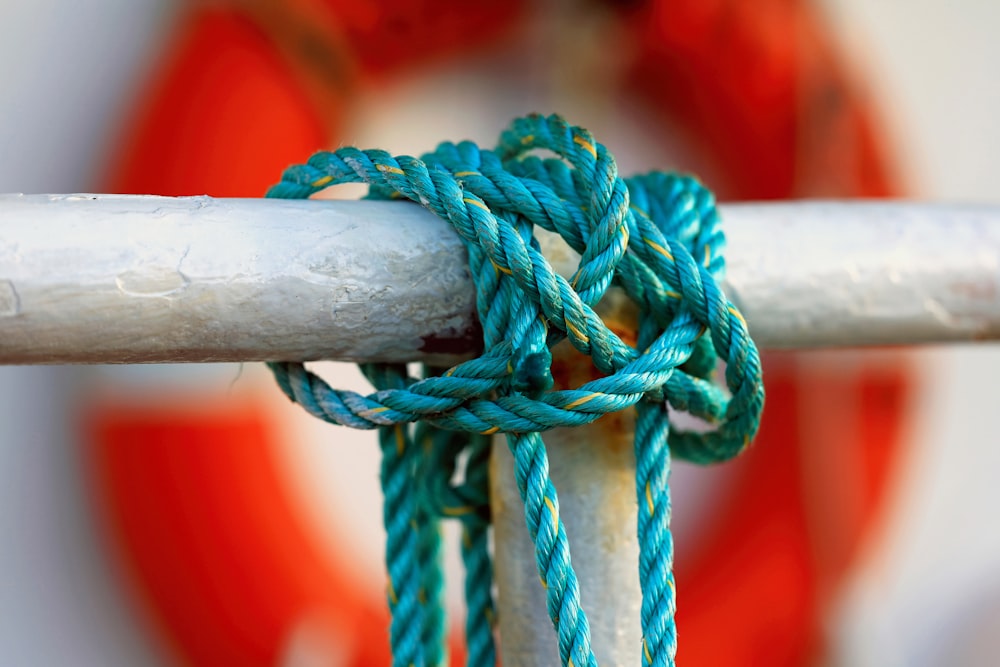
[{"left": 88, "top": 3, "right": 909, "bottom": 665}]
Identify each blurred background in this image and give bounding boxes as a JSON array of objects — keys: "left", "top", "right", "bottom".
[{"left": 1, "top": 1, "right": 999, "bottom": 665}]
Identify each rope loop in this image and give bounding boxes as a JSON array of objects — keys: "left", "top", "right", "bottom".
[
  {"left": 268, "top": 113, "right": 763, "bottom": 462},
  {"left": 267, "top": 113, "right": 764, "bottom": 667}
]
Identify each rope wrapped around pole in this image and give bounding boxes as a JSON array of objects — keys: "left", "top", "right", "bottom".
[{"left": 265, "top": 113, "right": 764, "bottom": 667}]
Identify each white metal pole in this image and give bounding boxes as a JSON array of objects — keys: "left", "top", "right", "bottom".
[
  {"left": 1, "top": 194, "right": 1000, "bottom": 365},
  {"left": 491, "top": 288, "right": 643, "bottom": 667},
  {"left": 0, "top": 194, "right": 477, "bottom": 365},
  {"left": 491, "top": 418, "right": 642, "bottom": 667}
]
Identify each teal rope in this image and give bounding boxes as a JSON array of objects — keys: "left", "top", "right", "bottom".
[
  {"left": 418, "top": 422, "right": 495, "bottom": 666},
  {"left": 361, "top": 363, "right": 429, "bottom": 667},
  {"left": 413, "top": 423, "right": 449, "bottom": 667},
  {"left": 266, "top": 113, "right": 765, "bottom": 667}
]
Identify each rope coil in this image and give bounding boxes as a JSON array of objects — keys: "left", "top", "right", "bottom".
[{"left": 267, "top": 113, "right": 764, "bottom": 666}]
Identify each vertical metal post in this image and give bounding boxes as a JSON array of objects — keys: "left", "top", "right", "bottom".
[
  {"left": 491, "top": 418, "right": 642, "bottom": 666},
  {"left": 491, "top": 273, "right": 642, "bottom": 666}
]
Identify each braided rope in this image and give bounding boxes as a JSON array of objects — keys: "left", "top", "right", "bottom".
[{"left": 267, "top": 113, "right": 764, "bottom": 666}]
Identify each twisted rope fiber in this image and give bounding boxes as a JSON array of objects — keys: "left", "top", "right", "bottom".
[{"left": 267, "top": 113, "right": 765, "bottom": 666}]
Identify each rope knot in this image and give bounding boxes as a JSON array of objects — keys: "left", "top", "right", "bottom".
[{"left": 266, "top": 113, "right": 765, "bottom": 667}]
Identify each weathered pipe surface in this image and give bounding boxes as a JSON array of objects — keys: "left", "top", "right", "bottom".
[
  {"left": 0, "top": 195, "right": 478, "bottom": 364},
  {"left": 491, "top": 289, "right": 643, "bottom": 667},
  {"left": 1, "top": 194, "right": 1000, "bottom": 364}
]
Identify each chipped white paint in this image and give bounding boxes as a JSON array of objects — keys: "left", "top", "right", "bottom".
[
  {"left": 0, "top": 194, "right": 477, "bottom": 364},
  {"left": 1, "top": 194, "right": 999, "bottom": 365}
]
